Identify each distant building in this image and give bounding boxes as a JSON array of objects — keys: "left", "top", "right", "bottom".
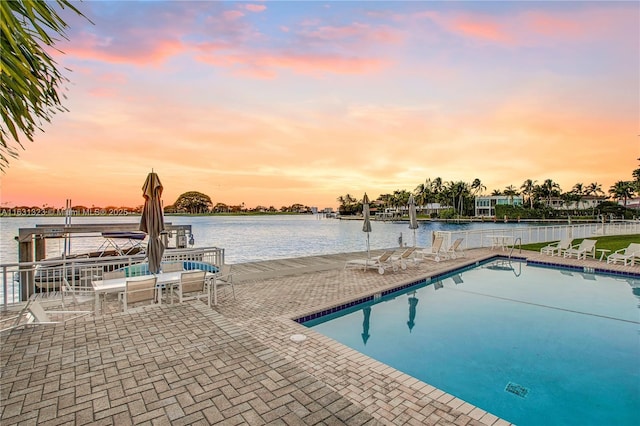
[
  {"left": 475, "top": 196, "right": 523, "bottom": 217},
  {"left": 620, "top": 198, "right": 640, "bottom": 209},
  {"left": 544, "top": 196, "right": 607, "bottom": 210}
]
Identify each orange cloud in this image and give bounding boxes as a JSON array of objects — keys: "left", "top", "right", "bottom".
[{"left": 450, "top": 17, "right": 512, "bottom": 44}]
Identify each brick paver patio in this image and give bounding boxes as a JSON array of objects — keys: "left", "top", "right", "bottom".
[{"left": 1, "top": 248, "right": 637, "bottom": 425}]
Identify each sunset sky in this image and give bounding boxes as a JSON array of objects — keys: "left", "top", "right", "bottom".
[{"left": 1, "top": 0, "right": 638, "bottom": 210}]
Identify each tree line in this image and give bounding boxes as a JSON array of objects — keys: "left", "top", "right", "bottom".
[{"left": 337, "top": 159, "right": 640, "bottom": 218}]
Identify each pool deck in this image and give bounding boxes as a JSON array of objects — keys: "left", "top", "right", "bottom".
[{"left": 1, "top": 249, "right": 638, "bottom": 425}]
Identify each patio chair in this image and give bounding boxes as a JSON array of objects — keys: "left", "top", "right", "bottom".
[
  {"left": 444, "top": 238, "right": 465, "bottom": 259},
  {"left": 161, "top": 262, "right": 184, "bottom": 272},
  {"left": 391, "top": 246, "right": 420, "bottom": 269},
  {"left": 607, "top": 243, "right": 640, "bottom": 266},
  {"left": 540, "top": 238, "right": 573, "bottom": 256},
  {"left": 344, "top": 250, "right": 398, "bottom": 274},
  {"left": 563, "top": 239, "right": 597, "bottom": 260},
  {"left": 119, "top": 276, "right": 158, "bottom": 312},
  {"left": 213, "top": 264, "right": 236, "bottom": 304},
  {"left": 103, "top": 270, "right": 126, "bottom": 280},
  {"left": 175, "top": 270, "right": 210, "bottom": 305},
  {"left": 418, "top": 237, "right": 446, "bottom": 262}
]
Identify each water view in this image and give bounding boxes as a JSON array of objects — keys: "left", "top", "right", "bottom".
[{"left": 1, "top": 215, "right": 539, "bottom": 264}]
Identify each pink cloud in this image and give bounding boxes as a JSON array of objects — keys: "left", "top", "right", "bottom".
[
  {"left": 242, "top": 4, "right": 267, "bottom": 13},
  {"left": 450, "top": 17, "right": 512, "bottom": 44},
  {"left": 196, "top": 49, "right": 387, "bottom": 78},
  {"left": 224, "top": 10, "right": 244, "bottom": 21},
  {"left": 57, "top": 30, "right": 185, "bottom": 65}
]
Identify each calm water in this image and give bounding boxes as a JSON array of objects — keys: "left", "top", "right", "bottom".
[
  {"left": 305, "top": 260, "right": 640, "bottom": 426},
  {"left": 2, "top": 215, "right": 536, "bottom": 264}
]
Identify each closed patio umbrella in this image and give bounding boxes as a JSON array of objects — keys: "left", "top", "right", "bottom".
[
  {"left": 140, "top": 171, "right": 165, "bottom": 274},
  {"left": 361, "top": 307, "right": 371, "bottom": 345},
  {"left": 408, "top": 194, "right": 418, "bottom": 247},
  {"left": 406, "top": 291, "right": 419, "bottom": 332},
  {"left": 362, "top": 193, "right": 372, "bottom": 259}
]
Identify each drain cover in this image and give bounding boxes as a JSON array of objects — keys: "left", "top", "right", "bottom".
[{"left": 505, "top": 382, "right": 529, "bottom": 398}]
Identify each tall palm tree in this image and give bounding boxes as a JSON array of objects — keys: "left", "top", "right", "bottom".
[
  {"left": 572, "top": 183, "right": 585, "bottom": 210},
  {"left": 609, "top": 181, "right": 634, "bottom": 207},
  {"left": 633, "top": 157, "right": 640, "bottom": 192},
  {"left": 471, "top": 178, "right": 486, "bottom": 196},
  {"left": 541, "top": 179, "right": 561, "bottom": 206},
  {"left": 520, "top": 179, "right": 537, "bottom": 208}
]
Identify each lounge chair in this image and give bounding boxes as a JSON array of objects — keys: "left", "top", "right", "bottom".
[
  {"left": 540, "top": 238, "right": 573, "bottom": 256},
  {"left": 345, "top": 250, "right": 398, "bottom": 274},
  {"left": 175, "top": 270, "right": 210, "bottom": 305},
  {"left": 391, "top": 246, "right": 420, "bottom": 269},
  {"left": 119, "top": 276, "right": 158, "bottom": 312},
  {"left": 607, "top": 243, "right": 640, "bottom": 266},
  {"left": 1, "top": 299, "right": 91, "bottom": 334},
  {"left": 563, "top": 239, "right": 597, "bottom": 260},
  {"left": 418, "top": 237, "right": 446, "bottom": 262},
  {"left": 444, "top": 238, "right": 465, "bottom": 259}
]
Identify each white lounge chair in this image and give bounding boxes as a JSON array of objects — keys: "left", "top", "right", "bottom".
[
  {"left": 563, "top": 239, "right": 597, "bottom": 260},
  {"left": 1, "top": 299, "right": 91, "bottom": 334},
  {"left": 418, "top": 237, "right": 446, "bottom": 262},
  {"left": 607, "top": 243, "right": 640, "bottom": 266},
  {"left": 345, "top": 251, "right": 398, "bottom": 274},
  {"left": 444, "top": 238, "right": 465, "bottom": 259},
  {"left": 391, "top": 246, "right": 420, "bottom": 269},
  {"left": 540, "top": 238, "right": 573, "bottom": 256}
]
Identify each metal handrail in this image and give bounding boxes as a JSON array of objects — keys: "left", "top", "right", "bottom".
[
  {"left": 509, "top": 237, "right": 522, "bottom": 258},
  {"left": 1, "top": 246, "right": 225, "bottom": 309}
]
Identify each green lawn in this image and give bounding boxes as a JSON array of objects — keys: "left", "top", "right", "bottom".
[{"left": 521, "top": 234, "right": 640, "bottom": 254}]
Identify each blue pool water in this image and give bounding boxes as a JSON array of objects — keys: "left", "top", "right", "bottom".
[{"left": 304, "top": 260, "right": 640, "bottom": 426}]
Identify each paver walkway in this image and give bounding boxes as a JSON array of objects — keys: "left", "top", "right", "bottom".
[{"left": 1, "top": 248, "right": 637, "bottom": 425}]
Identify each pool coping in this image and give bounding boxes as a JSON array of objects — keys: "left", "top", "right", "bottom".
[{"left": 293, "top": 254, "right": 640, "bottom": 325}]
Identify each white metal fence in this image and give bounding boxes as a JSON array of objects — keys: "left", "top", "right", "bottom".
[
  {"left": 1, "top": 246, "right": 224, "bottom": 309},
  {"left": 434, "top": 221, "right": 640, "bottom": 251}
]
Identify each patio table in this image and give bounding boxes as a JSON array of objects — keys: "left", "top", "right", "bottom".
[{"left": 92, "top": 270, "right": 214, "bottom": 314}]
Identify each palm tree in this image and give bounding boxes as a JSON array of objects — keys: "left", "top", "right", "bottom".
[
  {"left": 633, "top": 157, "right": 640, "bottom": 192},
  {"left": 586, "top": 182, "right": 604, "bottom": 197},
  {"left": 571, "top": 183, "right": 585, "bottom": 210},
  {"left": 503, "top": 185, "right": 519, "bottom": 204},
  {"left": 609, "top": 181, "right": 634, "bottom": 207},
  {"left": 471, "top": 178, "right": 486, "bottom": 196},
  {"left": 1, "top": 1, "right": 89, "bottom": 171},
  {"left": 491, "top": 189, "right": 503, "bottom": 196},
  {"left": 520, "top": 179, "right": 537, "bottom": 208},
  {"left": 541, "top": 179, "right": 561, "bottom": 206}
]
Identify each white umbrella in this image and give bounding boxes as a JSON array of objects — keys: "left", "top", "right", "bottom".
[
  {"left": 362, "top": 193, "right": 372, "bottom": 258},
  {"left": 408, "top": 194, "right": 418, "bottom": 247}
]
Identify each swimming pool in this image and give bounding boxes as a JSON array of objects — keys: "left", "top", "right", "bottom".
[{"left": 302, "top": 259, "right": 640, "bottom": 426}]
